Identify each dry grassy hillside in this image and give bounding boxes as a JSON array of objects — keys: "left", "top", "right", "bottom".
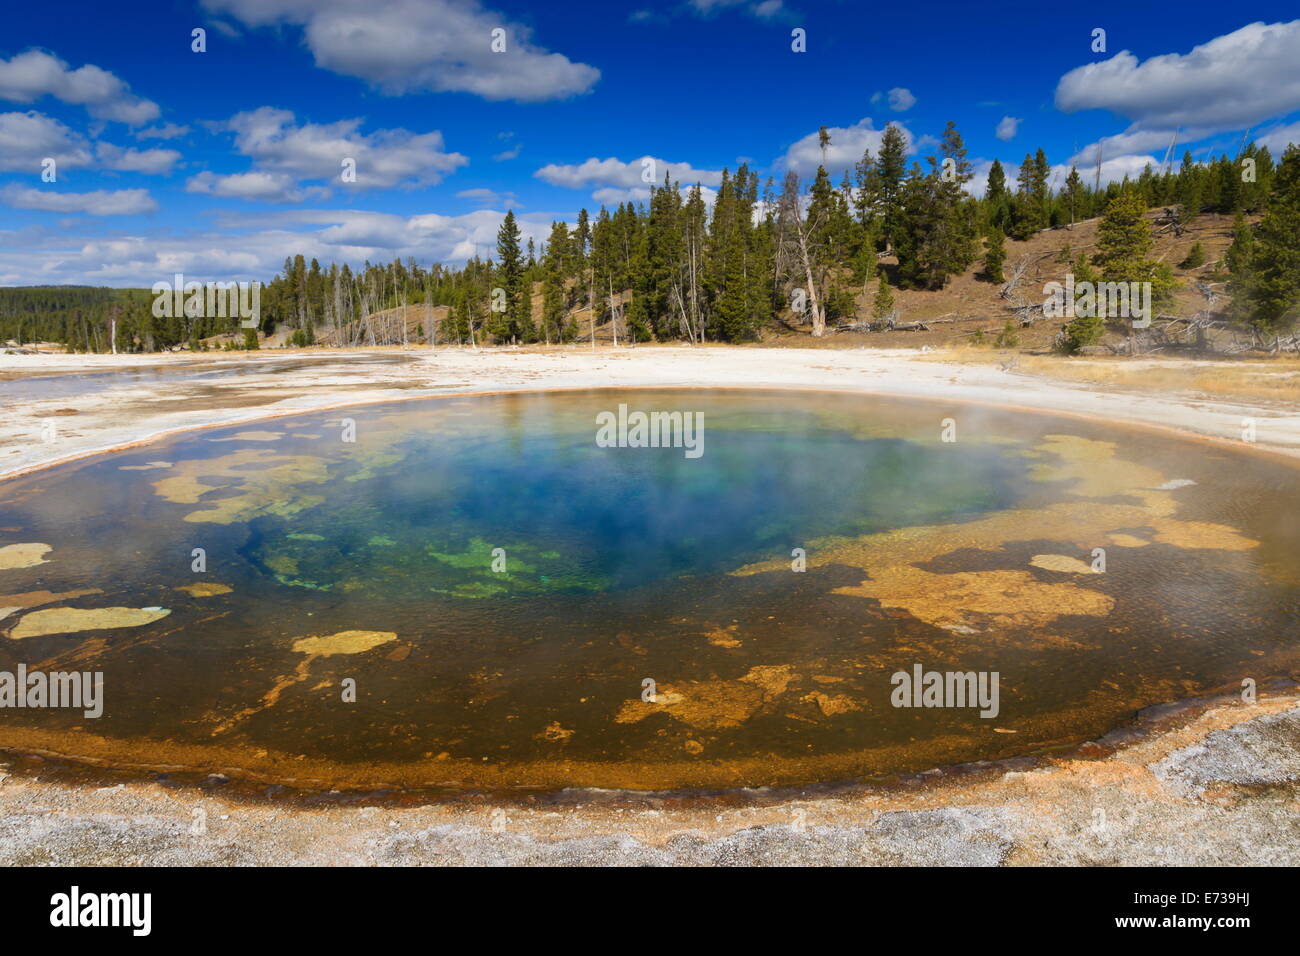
[
  {"left": 249, "top": 210, "right": 1246, "bottom": 353},
  {"left": 774, "top": 209, "right": 1244, "bottom": 351}
]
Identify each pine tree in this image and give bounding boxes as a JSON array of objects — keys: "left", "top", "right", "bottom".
[
  {"left": 1092, "top": 190, "right": 1174, "bottom": 308},
  {"left": 714, "top": 167, "right": 766, "bottom": 340},
  {"left": 854, "top": 147, "right": 880, "bottom": 231},
  {"left": 1178, "top": 241, "right": 1205, "bottom": 269},
  {"left": 574, "top": 208, "right": 591, "bottom": 294},
  {"left": 872, "top": 272, "right": 895, "bottom": 320},
  {"left": 876, "top": 123, "right": 908, "bottom": 252},
  {"left": 928, "top": 121, "right": 978, "bottom": 284},
  {"left": 1011, "top": 149, "right": 1050, "bottom": 238},
  {"left": 1175, "top": 151, "right": 1202, "bottom": 227},
  {"left": 894, "top": 122, "right": 977, "bottom": 290},
  {"left": 982, "top": 227, "right": 1006, "bottom": 283},
  {"left": 641, "top": 171, "right": 684, "bottom": 339},
  {"left": 994, "top": 319, "right": 1019, "bottom": 348},
  {"left": 1238, "top": 143, "right": 1275, "bottom": 214},
  {"left": 1062, "top": 310, "right": 1104, "bottom": 351},
  {"left": 541, "top": 220, "right": 571, "bottom": 343},
  {"left": 1229, "top": 144, "right": 1300, "bottom": 335},
  {"left": 494, "top": 210, "right": 526, "bottom": 342},
  {"left": 1064, "top": 166, "right": 1084, "bottom": 225},
  {"left": 985, "top": 158, "right": 1010, "bottom": 233}
]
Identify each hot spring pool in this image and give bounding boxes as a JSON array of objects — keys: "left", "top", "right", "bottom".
[{"left": 1, "top": 389, "right": 1297, "bottom": 792}]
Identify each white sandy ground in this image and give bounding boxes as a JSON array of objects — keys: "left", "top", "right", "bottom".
[
  {"left": 1, "top": 345, "right": 1298, "bottom": 865},
  {"left": 2, "top": 346, "right": 1299, "bottom": 482}
]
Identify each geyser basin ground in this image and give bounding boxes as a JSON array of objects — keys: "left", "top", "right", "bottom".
[{"left": 1, "top": 389, "right": 1297, "bottom": 793}]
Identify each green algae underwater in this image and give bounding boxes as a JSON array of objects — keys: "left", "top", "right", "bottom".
[{"left": 0, "top": 389, "right": 1297, "bottom": 793}]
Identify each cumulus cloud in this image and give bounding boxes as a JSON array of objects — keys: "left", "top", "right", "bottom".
[
  {"left": 96, "top": 142, "right": 181, "bottom": 175},
  {"left": 0, "top": 207, "right": 558, "bottom": 286},
  {"left": 0, "top": 110, "right": 93, "bottom": 171},
  {"left": 1047, "top": 156, "right": 1158, "bottom": 191},
  {"left": 591, "top": 186, "right": 649, "bottom": 205},
  {"left": 0, "top": 49, "right": 159, "bottom": 125},
  {"left": 536, "top": 156, "right": 723, "bottom": 201},
  {"left": 201, "top": 0, "right": 599, "bottom": 102},
  {"left": 887, "top": 88, "right": 915, "bottom": 112},
  {"left": 134, "top": 122, "right": 190, "bottom": 141},
  {"left": 1065, "top": 129, "right": 1195, "bottom": 167},
  {"left": 186, "top": 107, "right": 468, "bottom": 202},
  {"left": 1, "top": 185, "right": 157, "bottom": 215},
  {"left": 1054, "top": 155, "right": 1159, "bottom": 191},
  {"left": 1056, "top": 21, "right": 1300, "bottom": 142},
  {"left": 778, "top": 118, "right": 913, "bottom": 175},
  {"left": 0, "top": 112, "right": 178, "bottom": 175},
  {"left": 457, "top": 187, "right": 520, "bottom": 208},
  {"left": 995, "top": 116, "right": 1020, "bottom": 141},
  {"left": 871, "top": 88, "right": 916, "bottom": 113},
  {"left": 1255, "top": 120, "right": 1300, "bottom": 155},
  {"left": 186, "top": 170, "right": 327, "bottom": 203},
  {"left": 687, "top": 0, "right": 788, "bottom": 18}
]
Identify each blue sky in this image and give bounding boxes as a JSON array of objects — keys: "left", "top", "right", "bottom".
[{"left": 2, "top": 0, "right": 1299, "bottom": 286}]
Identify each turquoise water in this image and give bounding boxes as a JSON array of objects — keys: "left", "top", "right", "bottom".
[{"left": 247, "top": 401, "right": 1023, "bottom": 598}]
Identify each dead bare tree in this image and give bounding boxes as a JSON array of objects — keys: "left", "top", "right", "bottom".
[{"left": 775, "top": 171, "right": 827, "bottom": 337}]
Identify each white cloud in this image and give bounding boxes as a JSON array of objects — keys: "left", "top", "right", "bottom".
[
  {"left": 591, "top": 187, "right": 649, "bottom": 205},
  {"left": 134, "top": 122, "right": 190, "bottom": 141},
  {"left": 535, "top": 156, "right": 723, "bottom": 199},
  {"left": 0, "top": 49, "right": 159, "bottom": 125},
  {"left": 186, "top": 107, "right": 468, "bottom": 202},
  {"left": 687, "top": 0, "right": 788, "bottom": 19},
  {"left": 186, "top": 170, "right": 327, "bottom": 203},
  {"left": 0, "top": 110, "right": 93, "bottom": 171},
  {"left": 1, "top": 185, "right": 157, "bottom": 215},
  {"left": 229, "top": 107, "right": 466, "bottom": 188},
  {"left": 0, "top": 207, "right": 560, "bottom": 286},
  {"left": 1066, "top": 129, "right": 1198, "bottom": 167},
  {"left": 96, "top": 142, "right": 181, "bottom": 175},
  {"left": 207, "top": 19, "right": 242, "bottom": 39},
  {"left": 457, "top": 187, "right": 520, "bottom": 208},
  {"left": 995, "top": 116, "right": 1020, "bottom": 142},
  {"left": 1255, "top": 120, "right": 1300, "bottom": 155},
  {"left": 1053, "top": 155, "right": 1159, "bottom": 190},
  {"left": 778, "top": 118, "right": 914, "bottom": 175},
  {"left": 0, "top": 113, "right": 178, "bottom": 175},
  {"left": 493, "top": 143, "right": 522, "bottom": 161},
  {"left": 1056, "top": 21, "right": 1300, "bottom": 136},
  {"left": 886, "top": 88, "right": 915, "bottom": 112},
  {"left": 871, "top": 88, "right": 916, "bottom": 112},
  {"left": 751, "top": 1, "right": 785, "bottom": 18},
  {"left": 202, "top": 0, "right": 599, "bottom": 102}
]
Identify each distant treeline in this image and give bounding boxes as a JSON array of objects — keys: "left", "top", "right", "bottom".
[
  {"left": 4, "top": 124, "right": 1297, "bottom": 352},
  {"left": 0, "top": 286, "right": 157, "bottom": 351}
]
